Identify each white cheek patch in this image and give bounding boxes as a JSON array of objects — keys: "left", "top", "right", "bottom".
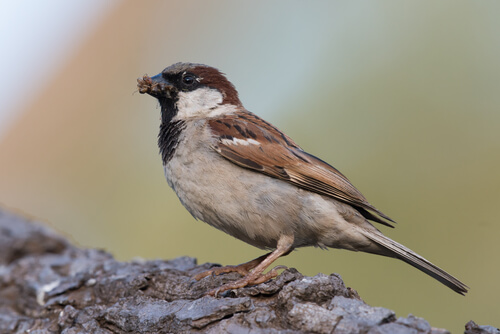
[
  {"left": 174, "top": 87, "right": 236, "bottom": 120},
  {"left": 221, "top": 137, "right": 261, "bottom": 146}
]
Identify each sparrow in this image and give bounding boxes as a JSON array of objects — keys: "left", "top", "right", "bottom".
[{"left": 137, "top": 62, "right": 468, "bottom": 296}]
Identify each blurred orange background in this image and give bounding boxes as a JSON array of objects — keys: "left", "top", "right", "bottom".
[{"left": 1, "top": 1, "right": 499, "bottom": 332}]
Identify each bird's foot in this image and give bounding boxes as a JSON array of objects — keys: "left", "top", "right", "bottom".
[
  {"left": 195, "top": 237, "right": 294, "bottom": 297},
  {"left": 193, "top": 253, "right": 270, "bottom": 281},
  {"left": 193, "top": 264, "right": 250, "bottom": 281},
  {"left": 206, "top": 265, "right": 288, "bottom": 297}
]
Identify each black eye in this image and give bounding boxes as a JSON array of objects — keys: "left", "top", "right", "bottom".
[{"left": 182, "top": 74, "right": 196, "bottom": 86}]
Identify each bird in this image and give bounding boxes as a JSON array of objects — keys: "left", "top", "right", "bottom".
[{"left": 137, "top": 62, "right": 468, "bottom": 296}]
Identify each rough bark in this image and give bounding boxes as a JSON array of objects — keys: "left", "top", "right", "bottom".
[{"left": 0, "top": 209, "right": 496, "bottom": 334}]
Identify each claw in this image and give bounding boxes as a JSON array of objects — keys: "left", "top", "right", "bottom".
[
  {"left": 200, "top": 236, "right": 294, "bottom": 297},
  {"left": 193, "top": 253, "right": 270, "bottom": 281},
  {"left": 252, "top": 265, "right": 288, "bottom": 285},
  {"left": 205, "top": 265, "right": 288, "bottom": 297}
]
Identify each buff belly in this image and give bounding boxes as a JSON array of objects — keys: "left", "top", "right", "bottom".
[{"left": 164, "top": 140, "right": 376, "bottom": 252}]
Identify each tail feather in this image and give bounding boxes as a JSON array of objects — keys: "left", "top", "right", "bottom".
[{"left": 361, "top": 230, "right": 468, "bottom": 295}]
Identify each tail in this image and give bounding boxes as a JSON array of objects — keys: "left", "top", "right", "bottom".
[{"left": 360, "top": 230, "right": 468, "bottom": 295}]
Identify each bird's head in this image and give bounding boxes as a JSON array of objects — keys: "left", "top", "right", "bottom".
[{"left": 138, "top": 62, "right": 242, "bottom": 123}]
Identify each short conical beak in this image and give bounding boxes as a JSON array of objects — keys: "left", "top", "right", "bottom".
[
  {"left": 137, "top": 73, "right": 174, "bottom": 98},
  {"left": 150, "top": 73, "right": 171, "bottom": 86}
]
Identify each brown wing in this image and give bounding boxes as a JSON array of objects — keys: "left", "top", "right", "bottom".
[{"left": 208, "top": 111, "right": 395, "bottom": 227}]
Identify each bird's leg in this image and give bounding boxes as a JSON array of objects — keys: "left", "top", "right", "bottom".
[
  {"left": 193, "top": 253, "right": 271, "bottom": 281},
  {"left": 206, "top": 235, "right": 294, "bottom": 296}
]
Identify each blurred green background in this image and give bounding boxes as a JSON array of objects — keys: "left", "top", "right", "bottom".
[{"left": 0, "top": 1, "right": 499, "bottom": 332}]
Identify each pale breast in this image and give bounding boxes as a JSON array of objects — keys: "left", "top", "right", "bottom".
[
  {"left": 162, "top": 122, "right": 302, "bottom": 249},
  {"left": 162, "top": 121, "right": 367, "bottom": 251}
]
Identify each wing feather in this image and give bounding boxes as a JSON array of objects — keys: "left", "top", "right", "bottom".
[{"left": 208, "top": 112, "right": 395, "bottom": 227}]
